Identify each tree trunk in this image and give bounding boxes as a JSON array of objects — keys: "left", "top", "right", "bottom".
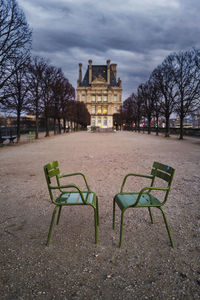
[
  {"left": 45, "top": 115, "right": 49, "bottom": 137},
  {"left": 16, "top": 109, "right": 21, "bottom": 143},
  {"left": 35, "top": 101, "right": 39, "bottom": 139},
  {"left": 137, "top": 119, "right": 140, "bottom": 133},
  {"left": 165, "top": 114, "right": 170, "bottom": 137},
  {"left": 179, "top": 116, "right": 184, "bottom": 140},
  {"left": 58, "top": 118, "right": 61, "bottom": 134},
  {"left": 63, "top": 118, "right": 66, "bottom": 133},
  {"left": 156, "top": 115, "right": 159, "bottom": 136},
  {"left": 70, "top": 120, "right": 74, "bottom": 131},
  {"left": 147, "top": 116, "right": 151, "bottom": 134},
  {"left": 179, "top": 98, "right": 184, "bottom": 140},
  {"left": 53, "top": 117, "right": 56, "bottom": 135}
]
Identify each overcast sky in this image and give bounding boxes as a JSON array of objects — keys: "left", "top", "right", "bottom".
[{"left": 17, "top": 0, "right": 200, "bottom": 100}]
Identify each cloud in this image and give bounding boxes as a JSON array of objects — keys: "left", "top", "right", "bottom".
[{"left": 18, "top": 0, "right": 200, "bottom": 99}]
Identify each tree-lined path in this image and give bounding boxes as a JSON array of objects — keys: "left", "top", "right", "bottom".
[{"left": 0, "top": 131, "right": 199, "bottom": 299}]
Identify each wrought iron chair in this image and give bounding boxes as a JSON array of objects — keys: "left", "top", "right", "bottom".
[
  {"left": 113, "top": 162, "right": 175, "bottom": 247},
  {"left": 44, "top": 161, "right": 99, "bottom": 246}
]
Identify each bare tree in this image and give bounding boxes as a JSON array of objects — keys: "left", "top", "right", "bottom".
[
  {"left": 50, "top": 68, "right": 65, "bottom": 134},
  {"left": 123, "top": 91, "right": 143, "bottom": 131},
  {"left": 65, "top": 100, "right": 77, "bottom": 130},
  {"left": 0, "top": 0, "right": 31, "bottom": 91},
  {"left": 76, "top": 101, "right": 90, "bottom": 129},
  {"left": 166, "top": 50, "right": 200, "bottom": 139},
  {"left": 2, "top": 59, "right": 30, "bottom": 142},
  {"left": 39, "top": 65, "right": 60, "bottom": 137},
  {"left": 135, "top": 87, "right": 144, "bottom": 132},
  {"left": 148, "top": 76, "right": 162, "bottom": 135},
  {"left": 51, "top": 70, "right": 75, "bottom": 134},
  {"left": 123, "top": 96, "right": 136, "bottom": 128},
  {"left": 28, "top": 58, "right": 75, "bottom": 137},
  {"left": 61, "top": 79, "right": 75, "bottom": 132},
  {"left": 151, "top": 63, "right": 176, "bottom": 137},
  {"left": 113, "top": 107, "right": 124, "bottom": 130},
  {"left": 138, "top": 82, "right": 155, "bottom": 134},
  {"left": 27, "top": 56, "right": 47, "bottom": 139}
]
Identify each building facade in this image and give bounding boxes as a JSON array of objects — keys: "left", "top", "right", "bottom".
[{"left": 77, "top": 60, "right": 122, "bottom": 128}]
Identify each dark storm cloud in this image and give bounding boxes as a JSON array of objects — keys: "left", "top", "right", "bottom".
[{"left": 18, "top": 0, "right": 200, "bottom": 99}]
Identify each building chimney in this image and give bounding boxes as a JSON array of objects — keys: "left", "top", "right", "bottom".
[
  {"left": 107, "top": 59, "right": 111, "bottom": 84},
  {"left": 78, "top": 63, "right": 82, "bottom": 82},
  {"left": 118, "top": 77, "right": 122, "bottom": 88},
  {"left": 88, "top": 59, "right": 92, "bottom": 84},
  {"left": 111, "top": 64, "right": 117, "bottom": 79}
]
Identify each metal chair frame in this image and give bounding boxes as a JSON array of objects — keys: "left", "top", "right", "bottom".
[
  {"left": 44, "top": 161, "right": 99, "bottom": 246},
  {"left": 113, "top": 162, "right": 175, "bottom": 247}
]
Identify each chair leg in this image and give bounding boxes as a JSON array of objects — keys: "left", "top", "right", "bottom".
[
  {"left": 119, "top": 210, "right": 125, "bottom": 248},
  {"left": 94, "top": 207, "right": 98, "bottom": 244},
  {"left": 113, "top": 199, "right": 116, "bottom": 230},
  {"left": 46, "top": 206, "right": 59, "bottom": 246},
  {"left": 96, "top": 197, "right": 99, "bottom": 226},
  {"left": 148, "top": 207, "right": 154, "bottom": 224},
  {"left": 56, "top": 206, "right": 62, "bottom": 225},
  {"left": 159, "top": 207, "right": 174, "bottom": 248}
]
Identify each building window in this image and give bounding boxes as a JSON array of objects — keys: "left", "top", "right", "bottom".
[
  {"left": 114, "top": 106, "right": 117, "bottom": 113},
  {"left": 92, "top": 95, "right": 95, "bottom": 102},
  {"left": 104, "top": 95, "right": 107, "bottom": 102},
  {"left": 103, "top": 117, "right": 107, "bottom": 126},
  {"left": 91, "top": 118, "right": 95, "bottom": 126},
  {"left": 103, "top": 107, "right": 107, "bottom": 114},
  {"left": 97, "top": 106, "right": 102, "bottom": 114},
  {"left": 114, "top": 95, "right": 117, "bottom": 102},
  {"left": 97, "top": 95, "right": 101, "bottom": 102},
  {"left": 92, "top": 106, "right": 95, "bottom": 114},
  {"left": 82, "top": 93, "right": 86, "bottom": 101},
  {"left": 98, "top": 117, "right": 101, "bottom": 126}
]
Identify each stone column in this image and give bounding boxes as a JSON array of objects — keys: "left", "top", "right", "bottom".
[
  {"left": 111, "top": 64, "right": 117, "bottom": 79},
  {"left": 79, "top": 63, "right": 82, "bottom": 82},
  {"left": 107, "top": 60, "right": 110, "bottom": 85},
  {"left": 89, "top": 60, "right": 92, "bottom": 84}
]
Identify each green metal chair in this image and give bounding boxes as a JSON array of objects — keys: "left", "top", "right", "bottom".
[
  {"left": 44, "top": 161, "right": 99, "bottom": 246},
  {"left": 113, "top": 161, "right": 175, "bottom": 247}
]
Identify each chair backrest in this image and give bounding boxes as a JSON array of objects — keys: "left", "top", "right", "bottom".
[
  {"left": 44, "top": 161, "right": 60, "bottom": 202},
  {"left": 151, "top": 161, "right": 175, "bottom": 204}
]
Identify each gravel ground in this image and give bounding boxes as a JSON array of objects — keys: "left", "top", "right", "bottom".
[{"left": 0, "top": 131, "right": 200, "bottom": 300}]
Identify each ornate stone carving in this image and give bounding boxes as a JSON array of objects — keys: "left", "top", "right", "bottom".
[{"left": 91, "top": 75, "right": 107, "bottom": 85}]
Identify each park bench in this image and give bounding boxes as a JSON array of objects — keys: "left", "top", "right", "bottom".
[{"left": 0, "top": 135, "right": 17, "bottom": 145}]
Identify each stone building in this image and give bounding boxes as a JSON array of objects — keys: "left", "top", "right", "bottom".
[{"left": 77, "top": 60, "right": 122, "bottom": 128}]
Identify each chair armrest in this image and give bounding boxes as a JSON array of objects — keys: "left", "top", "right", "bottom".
[
  {"left": 59, "top": 172, "right": 90, "bottom": 191},
  {"left": 134, "top": 186, "right": 169, "bottom": 206},
  {"left": 49, "top": 184, "right": 86, "bottom": 204},
  {"left": 120, "top": 173, "right": 153, "bottom": 193}
]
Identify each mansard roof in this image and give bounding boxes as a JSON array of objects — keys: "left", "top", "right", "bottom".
[{"left": 80, "top": 65, "right": 119, "bottom": 87}]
